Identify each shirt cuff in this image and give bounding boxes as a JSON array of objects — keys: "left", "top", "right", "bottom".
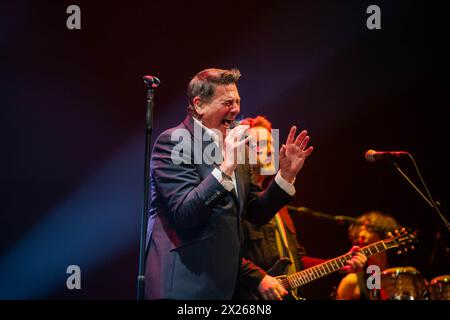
[
  {"left": 275, "top": 171, "right": 296, "bottom": 196},
  {"left": 212, "top": 168, "right": 234, "bottom": 192}
]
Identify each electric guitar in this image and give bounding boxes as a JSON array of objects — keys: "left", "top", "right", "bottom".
[{"left": 246, "top": 229, "right": 416, "bottom": 300}]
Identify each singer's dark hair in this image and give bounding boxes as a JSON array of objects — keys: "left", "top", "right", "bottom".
[
  {"left": 348, "top": 211, "right": 400, "bottom": 243},
  {"left": 187, "top": 68, "right": 241, "bottom": 118}
]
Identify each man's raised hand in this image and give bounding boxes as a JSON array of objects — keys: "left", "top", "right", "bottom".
[{"left": 279, "top": 126, "right": 313, "bottom": 183}]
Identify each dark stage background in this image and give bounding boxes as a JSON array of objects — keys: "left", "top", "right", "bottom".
[{"left": 1, "top": 0, "right": 448, "bottom": 299}]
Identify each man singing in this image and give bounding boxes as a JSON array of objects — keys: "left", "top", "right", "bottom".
[{"left": 144, "top": 68, "right": 313, "bottom": 299}]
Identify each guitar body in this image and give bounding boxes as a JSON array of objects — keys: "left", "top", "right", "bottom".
[
  {"left": 266, "top": 257, "right": 292, "bottom": 277},
  {"left": 269, "top": 258, "right": 302, "bottom": 300}
]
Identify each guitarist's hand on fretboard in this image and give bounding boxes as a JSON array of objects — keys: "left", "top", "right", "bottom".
[
  {"left": 340, "top": 246, "right": 367, "bottom": 273},
  {"left": 257, "top": 275, "right": 288, "bottom": 300}
]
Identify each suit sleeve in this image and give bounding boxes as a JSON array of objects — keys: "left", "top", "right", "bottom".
[
  {"left": 240, "top": 257, "right": 267, "bottom": 289},
  {"left": 151, "top": 130, "right": 227, "bottom": 229},
  {"left": 244, "top": 171, "right": 295, "bottom": 227}
]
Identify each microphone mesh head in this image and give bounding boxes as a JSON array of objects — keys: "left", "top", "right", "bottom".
[
  {"left": 142, "top": 75, "right": 161, "bottom": 88},
  {"left": 365, "top": 149, "right": 376, "bottom": 162}
]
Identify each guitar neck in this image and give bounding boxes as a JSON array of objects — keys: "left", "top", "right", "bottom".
[{"left": 282, "top": 240, "right": 388, "bottom": 291}]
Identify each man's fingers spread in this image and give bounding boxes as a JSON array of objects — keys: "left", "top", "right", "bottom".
[
  {"left": 305, "top": 146, "right": 314, "bottom": 156},
  {"left": 299, "top": 135, "right": 310, "bottom": 150},
  {"left": 286, "top": 126, "right": 297, "bottom": 144},
  {"left": 294, "top": 130, "right": 307, "bottom": 146}
]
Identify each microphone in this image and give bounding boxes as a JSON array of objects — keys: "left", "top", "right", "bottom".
[
  {"left": 230, "top": 119, "right": 242, "bottom": 129},
  {"left": 365, "top": 149, "right": 409, "bottom": 162},
  {"left": 230, "top": 119, "right": 257, "bottom": 150},
  {"left": 142, "top": 75, "right": 161, "bottom": 88}
]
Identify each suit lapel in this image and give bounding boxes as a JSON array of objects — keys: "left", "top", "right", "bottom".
[{"left": 184, "top": 115, "right": 221, "bottom": 166}]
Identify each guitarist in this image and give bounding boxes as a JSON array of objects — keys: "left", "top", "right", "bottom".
[
  {"left": 238, "top": 116, "right": 367, "bottom": 300},
  {"left": 336, "top": 211, "right": 400, "bottom": 300}
]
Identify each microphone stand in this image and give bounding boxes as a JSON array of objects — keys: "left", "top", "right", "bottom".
[
  {"left": 391, "top": 161, "right": 434, "bottom": 208},
  {"left": 137, "top": 75, "right": 160, "bottom": 300},
  {"left": 390, "top": 157, "right": 449, "bottom": 231},
  {"left": 390, "top": 156, "right": 450, "bottom": 271}
]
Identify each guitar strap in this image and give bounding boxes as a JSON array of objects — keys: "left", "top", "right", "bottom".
[
  {"left": 274, "top": 214, "right": 297, "bottom": 270},
  {"left": 274, "top": 213, "right": 300, "bottom": 299},
  {"left": 273, "top": 213, "right": 290, "bottom": 252}
]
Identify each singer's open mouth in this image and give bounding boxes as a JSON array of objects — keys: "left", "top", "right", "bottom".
[{"left": 221, "top": 118, "right": 234, "bottom": 129}]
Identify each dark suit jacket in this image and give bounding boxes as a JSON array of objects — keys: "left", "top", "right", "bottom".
[{"left": 144, "top": 116, "right": 293, "bottom": 299}]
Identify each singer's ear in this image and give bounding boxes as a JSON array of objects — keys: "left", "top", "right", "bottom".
[{"left": 193, "top": 96, "right": 204, "bottom": 115}]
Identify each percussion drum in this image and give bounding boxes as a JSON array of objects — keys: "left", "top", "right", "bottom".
[
  {"left": 378, "top": 267, "right": 426, "bottom": 300},
  {"left": 429, "top": 275, "right": 450, "bottom": 300}
]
